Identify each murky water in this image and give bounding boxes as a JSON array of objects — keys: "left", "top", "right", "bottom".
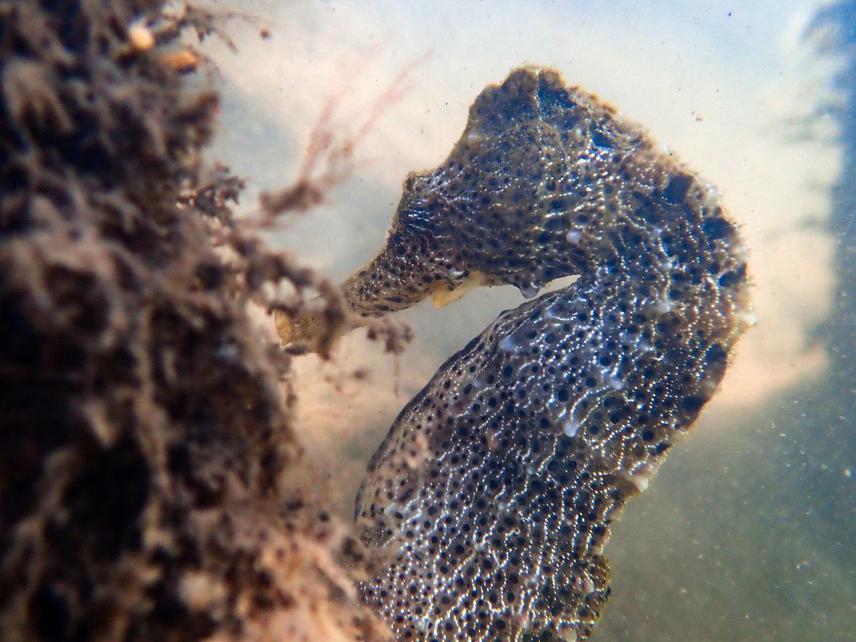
[{"left": 203, "top": 1, "right": 854, "bottom": 639}]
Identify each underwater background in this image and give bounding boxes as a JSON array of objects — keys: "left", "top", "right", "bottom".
[{"left": 202, "top": 1, "right": 854, "bottom": 640}]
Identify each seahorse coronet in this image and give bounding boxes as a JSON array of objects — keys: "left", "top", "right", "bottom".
[{"left": 338, "top": 67, "right": 750, "bottom": 641}]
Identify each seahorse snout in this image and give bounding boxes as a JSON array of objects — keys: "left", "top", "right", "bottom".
[{"left": 341, "top": 182, "right": 486, "bottom": 316}]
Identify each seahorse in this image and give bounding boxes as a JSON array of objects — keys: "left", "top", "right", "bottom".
[{"left": 292, "top": 67, "right": 752, "bottom": 641}]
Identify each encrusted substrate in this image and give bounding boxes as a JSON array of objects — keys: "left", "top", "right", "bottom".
[{"left": 0, "top": 2, "right": 387, "bottom": 641}]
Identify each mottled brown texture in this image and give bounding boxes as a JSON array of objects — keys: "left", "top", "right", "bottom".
[
  {"left": 349, "top": 68, "right": 752, "bottom": 641},
  {"left": 0, "top": 2, "right": 390, "bottom": 641}
]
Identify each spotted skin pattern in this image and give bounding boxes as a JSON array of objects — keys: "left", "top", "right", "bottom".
[{"left": 345, "top": 68, "right": 751, "bottom": 642}]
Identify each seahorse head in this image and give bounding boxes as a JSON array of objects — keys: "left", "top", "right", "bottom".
[{"left": 341, "top": 68, "right": 671, "bottom": 318}]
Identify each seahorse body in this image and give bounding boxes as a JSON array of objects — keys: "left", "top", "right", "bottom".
[{"left": 343, "top": 68, "right": 751, "bottom": 641}]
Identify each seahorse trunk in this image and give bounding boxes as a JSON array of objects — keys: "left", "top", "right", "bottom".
[{"left": 345, "top": 68, "right": 751, "bottom": 642}]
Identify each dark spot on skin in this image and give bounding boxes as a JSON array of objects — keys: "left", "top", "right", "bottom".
[
  {"left": 702, "top": 216, "right": 734, "bottom": 240},
  {"left": 590, "top": 128, "right": 612, "bottom": 149},
  {"left": 663, "top": 173, "right": 693, "bottom": 204},
  {"left": 719, "top": 264, "right": 746, "bottom": 287}
]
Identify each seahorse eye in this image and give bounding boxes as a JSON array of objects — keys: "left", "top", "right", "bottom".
[{"left": 395, "top": 203, "right": 437, "bottom": 236}]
